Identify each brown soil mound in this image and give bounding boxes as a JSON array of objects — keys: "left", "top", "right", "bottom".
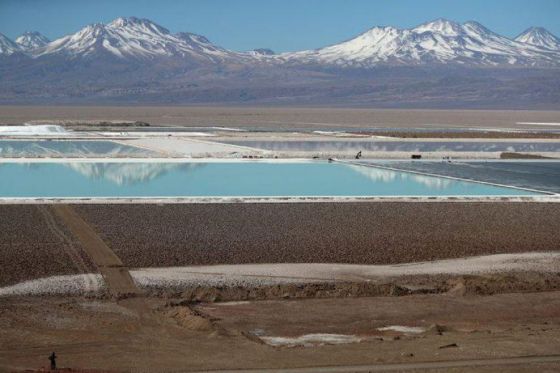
[{"left": 166, "top": 306, "right": 216, "bottom": 332}]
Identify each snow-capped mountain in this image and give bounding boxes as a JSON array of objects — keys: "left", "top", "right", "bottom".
[
  {"left": 7, "top": 17, "right": 559, "bottom": 68},
  {"left": 515, "top": 27, "right": 560, "bottom": 50},
  {"left": 15, "top": 31, "right": 50, "bottom": 51},
  {"left": 248, "top": 48, "right": 275, "bottom": 56},
  {"left": 33, "top": 17, "right": 246, "bottom": 63},
  {"left": 280, "top": 19, "right": 560, "bottom": 67},
  {"left": 0, "top": 33, "right": 21, "bottom": 55},
  {"left": 1, "top": 17, "right": 559, "bottom": 107}
]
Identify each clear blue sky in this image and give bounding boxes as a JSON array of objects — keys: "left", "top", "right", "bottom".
[{"left": 1, "top": 0, "right": 559, "bottom": 52}]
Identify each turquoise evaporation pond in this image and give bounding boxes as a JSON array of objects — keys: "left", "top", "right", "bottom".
[{"left": 0, "top": 161, "right": 543, "bottom": 198}]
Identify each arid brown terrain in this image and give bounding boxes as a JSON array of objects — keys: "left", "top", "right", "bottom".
[
  {"left": 2, "top": 202, "right": 560, "bottom": 288},
  {"left": 76, "top": 202, "right": 560, "bottom": 268},
  {"left": 1, "top": 106, "right": 560, "bottom": 371},
  {"left": 0, "top": 205, "right": 95, "bottom": 286},
  {"left": 1, "top": 291, "right": 560, "bottom": 372},
  {"left": 1, "top": 106, "right": 560, "bottom": 130},
  {"left": 1, "top": 201, "right": 560, "bottom": 372}
]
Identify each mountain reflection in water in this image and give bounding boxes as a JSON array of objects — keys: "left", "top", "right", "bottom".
[
  {"left": 347, "top": 164, "right": 454, "bottom": 190},
  {"left": 65, "top": 162, "right": 203, "bottom": 186}
]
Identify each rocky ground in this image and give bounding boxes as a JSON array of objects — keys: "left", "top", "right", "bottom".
[
  {"left": 0, "top": 205, "right": 95, "bottom": 286},
  {"left": 2, "top": 202, "right": 559, "bottom": 292},
  {"left": 1, "top": 202, "right": 560, "bottom": 371},
  {"left": 75, "top": 202, "right": 560, "bottom": 269},
  {"left": 1, "top": 107, "right": 559, "bottom": 371},
  {"left": 1, "top": 290, "right": 560, "bottom": 372}
]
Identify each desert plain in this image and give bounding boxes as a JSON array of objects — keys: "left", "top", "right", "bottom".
[{"left": 1, "top": 107, "right": 560, "bottom": 372}]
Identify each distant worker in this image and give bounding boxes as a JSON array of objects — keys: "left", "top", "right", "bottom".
[
  {"left": 355, "top": 151, "right": 362, "bottom": 159},
  {"left": 49, "top": 352, "right": 57, "bottom": 370}
]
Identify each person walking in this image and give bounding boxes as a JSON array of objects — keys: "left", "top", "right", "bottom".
[{"left": 49, "top": 352, "right": 57, "bottom": 371}]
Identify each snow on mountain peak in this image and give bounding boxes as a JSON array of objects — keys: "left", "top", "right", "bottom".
[
  {"left": 175, "top": 32, "right": 212, "bottom": 46},
  {"left": 107, "top": 16, "right": 171, "bottom": 36},
  {"left": 0, "top": 33, "right": 22, "bottom": 55},
  {"left": 15, "top": 31, "right": 50, "bottom": 51},
  {"left": 281, "top": 25, "right": 407, "bottom": 65},
  {"left": 413, "top": 18, "right": 463, "bottom": 36},
  {"left": 280, "top": 19, "right": 560, "bottom": 67},
  {"left": 462, "top": 21, "right": 491, "bottom": 33},
  {"left": 515, "top": 27, "right": 560, "bottom": 50},
  {"left": 363, "top": 26, "right": 402, "bottom": 38},
  {"left": 249, "top": 48, "right": 275, "bottom": 56},
  {"left": 33, "top": 16, "right": 240, "bottom": 62},
  {"left": 108, "top": 16, "right": 143, "bottom": 28},
  {"left": 6, "top": 17, "right": 559, "bottom": 68}
]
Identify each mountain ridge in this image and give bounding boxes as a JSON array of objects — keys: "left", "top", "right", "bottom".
[
  {"left": 30, "top": 17, "right": 247, "bottom": 64},
  {"left": 279, "top": 19, "right": 560, "bottom": 67},
  {"left": 515, "top": 27, "right": 560, "bottom": 50},
  {"left": 15, "top": 31, "right": 50, "bottom": 51},
  {"left": 1, "top": 17, "right": 559, "bottom": 67},
  {"left": 1, "top": 17, "right": 559, "bottom": 108},
  {"left": 0, "top": 32, "right": 22, "bottom": 55}
]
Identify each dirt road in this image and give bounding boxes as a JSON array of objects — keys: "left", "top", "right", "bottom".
[{"left": 51, "top": 204, "right": 141, "bottom": 297}]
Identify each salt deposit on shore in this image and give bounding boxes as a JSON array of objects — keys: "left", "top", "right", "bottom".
[
  {"left": 0, "top": 124, "right": 68, "bottom": 136},
  {"left": 261, "top": 334, "right": 363, "bottom": 347},
  {"left": 377, "top": 326, "right": 427, "bottom": 334},
  {"left": 120, "top": 137, "right": 266, "bottom": 157},
  {"left": 129, "top": 252, "right": 560, "bottom": 290},
  {"left": 2, "top": 253, "right": 558, "bottom": 297},
  {"left": 0, "top": 274, "right": 103, "bottom": 296}
]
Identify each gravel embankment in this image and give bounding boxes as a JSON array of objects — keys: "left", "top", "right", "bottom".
[
  {"left": 76, "top": 203, "right": 560, "bottom": 269},
  {"left": 0, "top": 205, "right": 96, "bottom": 286}
]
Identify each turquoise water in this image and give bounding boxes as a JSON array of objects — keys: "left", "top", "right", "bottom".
[{"left": 0, "top": 161, "right": 542, "bottom": 198}]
